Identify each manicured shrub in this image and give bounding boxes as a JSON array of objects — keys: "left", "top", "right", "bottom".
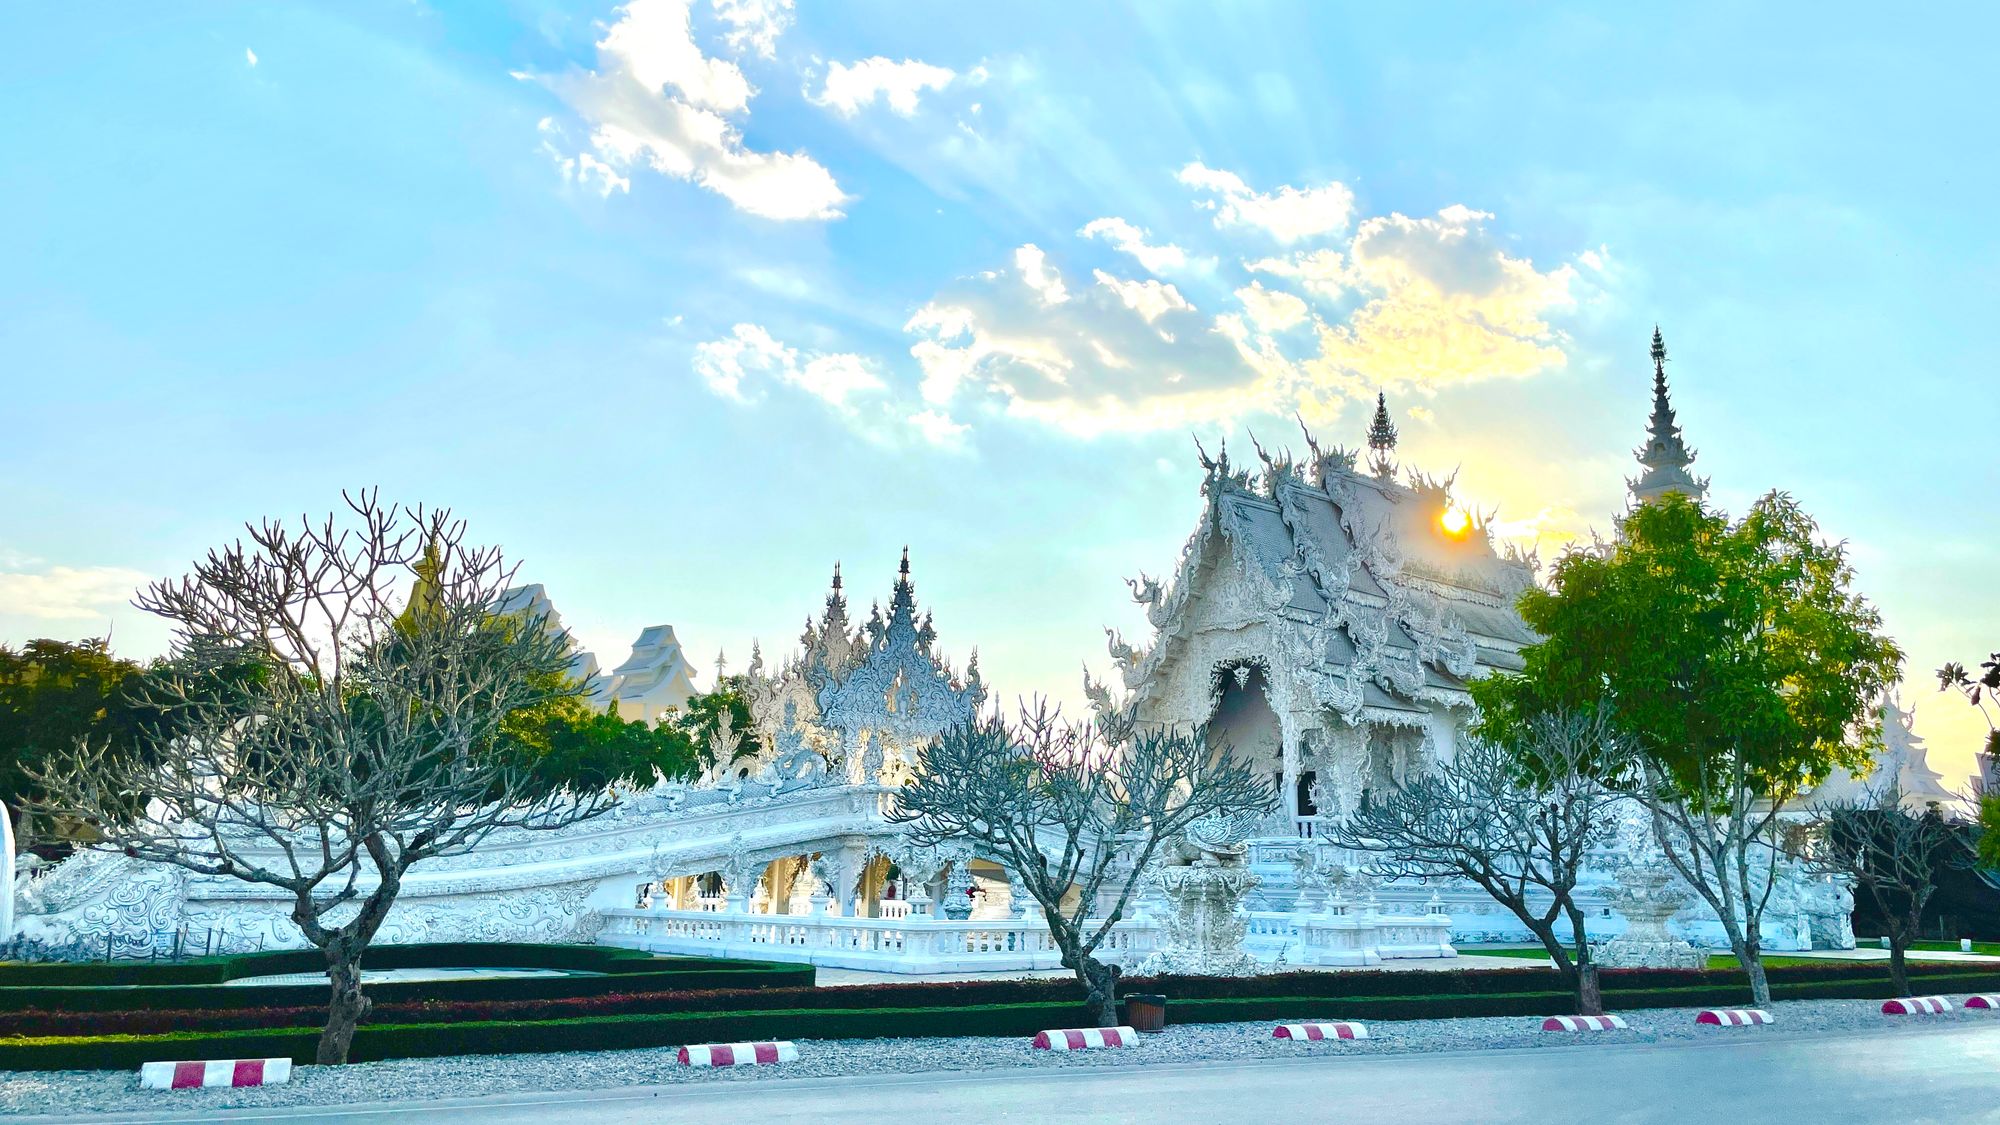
[
  {"left": 11, "top": 969, "right": 2000, "bottom": 1072},
  {"left": 0, "top": 944, "right": 811, "bottom": 1014}
]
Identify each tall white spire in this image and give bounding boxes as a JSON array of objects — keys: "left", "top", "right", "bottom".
[{"left": 1628, "top": 327, "right": 1708, "bottom": 505}]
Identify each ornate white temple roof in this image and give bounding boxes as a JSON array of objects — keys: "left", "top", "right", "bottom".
[
  {"left": 1810, "top": 697, "right": 1966, "bottom": 813},
  {"left": 743, "top": 553, "right": 984, "bottom": 780},
  {"left": 1117, "top": 411, "right": 1539, "bottom": 729}
]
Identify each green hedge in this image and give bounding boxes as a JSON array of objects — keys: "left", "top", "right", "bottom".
[
  {"left": 0, "top": 1001, "right": 1098, "bottom": 1071},
  {"left": 0, "top": 943, "right": 707, "bottom": 985},
  {"left": 0, "top": 944, "right": 812, "bottom": 1013},
  {"left": 14, "top": 968, "right": 2000, "bottom": 1072}
]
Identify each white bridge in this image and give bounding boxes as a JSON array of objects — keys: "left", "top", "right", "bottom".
[{"left": 13, "top": 770, "right": 1458, "bottom": 973}]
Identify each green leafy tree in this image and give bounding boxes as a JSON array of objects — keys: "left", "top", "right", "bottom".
[
  {"left": 0, "top": 639, "right": 144, "bottom": 839},
  {"left": 1477, "top": 491, "right": 1902, "bottom": 1006},
  {"left": 499, "top": 667, "right": 702, "bottom": 792},
  {"left": 672, "top": 676, "right": 759, "bottom": 772}
]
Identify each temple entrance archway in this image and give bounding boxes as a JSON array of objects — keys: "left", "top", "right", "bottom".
[{"left": 1208, "top": 659, "right": 1284, "bottom": 806}]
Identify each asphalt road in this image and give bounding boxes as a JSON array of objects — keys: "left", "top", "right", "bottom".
[{"left": 38, "top": 1022, "right": 2000, "bottom": 1125}]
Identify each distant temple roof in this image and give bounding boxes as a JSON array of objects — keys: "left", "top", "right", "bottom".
[
  {"left": 1810, "top": 697, "right": 1966, "bottom": 813},
  {"left": 607, "top": 624, "right": 699, "bottom": 718}
]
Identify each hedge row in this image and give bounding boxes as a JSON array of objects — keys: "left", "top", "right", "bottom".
[
  {"left": 0, "top": 942, "right": 659, "bottom": 986},
  {"left": 6, "top": 957, "right": 1988, "bottom": 1036},
  {"left": 0, "top": 944, "right": 813, "bottom": 1013},
  {"left": 0, "top": 1001, "right": 1099, "bottom": 1071},
  {"left": 13, "top": 969, "right": 2000, "bottom": 1072}
]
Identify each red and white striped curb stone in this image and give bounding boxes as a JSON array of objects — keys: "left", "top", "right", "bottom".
[
  {"left": 676, "top": 1041, "right": 799, "bottom": 1067},
  {"left": 1963, "top": 995, "right": 2000, "bottom": 1009},
  {"left": 1696, "top": 1008, "right": 1773, "bottom": 1026},
  {"left": 1032, "top": 1026, "right": 1137, "bottom": 1050},
  {"left": 1541, "top": 1015, "right": 1628, "bottom": 1032},
  {"left": 139, "top": 1059, "right": 293, "bottom": 1090},
  {"left": 1272, "top": 1022, "right": 1369, "bottom": 1041},
  {"left": 1881, "top": 996, "right": 1954, "bottom": 1015}
]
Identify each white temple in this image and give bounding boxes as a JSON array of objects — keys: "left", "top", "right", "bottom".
[
  {"left": 1810, "top": 696, "right": 1965, "bottom": 815},
  {"left": 6, "top": 330, "right": 1926, "bottom": 967},
  {"left": 603, "top": 625, "right": 699, "bottom": 723}
]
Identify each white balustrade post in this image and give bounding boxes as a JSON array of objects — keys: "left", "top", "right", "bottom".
[{"left": 1, "top": 804, "right": 16, "bottom": 944}]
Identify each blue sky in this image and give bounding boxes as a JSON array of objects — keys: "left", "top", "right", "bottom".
[{"left": 2, "top": 2, "right": 1994, "bottom": 779}]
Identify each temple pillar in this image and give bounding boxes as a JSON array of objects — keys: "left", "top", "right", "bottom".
[{"left": 1278, "top": 712, "right": 1302, "bottom": 826}]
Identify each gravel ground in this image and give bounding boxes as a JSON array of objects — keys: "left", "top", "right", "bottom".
[{"left": 3, "top": 997, "right": 1992, "bottom": 1119}]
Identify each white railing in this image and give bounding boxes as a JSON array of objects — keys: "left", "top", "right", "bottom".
[
  {"left": 599, "top": 906, "right": 1159, "bottom": 973},
  {"left": 1293, "top": 907, "right": 1456, "bottom": 966},
  {"left": 1293, "top": 815, "right": 1318, "bottom": 839}
]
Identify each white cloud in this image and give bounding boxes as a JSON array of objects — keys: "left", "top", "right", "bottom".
[
  {"left": 1078, "top": 217, "right": 1188, "bottom": 274},
  {"left": 903, "top": 248, "right": 1267, "bottom": 437},
  {"left": 1233, "top": 282, "right": 1309, "bottom": 333},
  {"left": 907, "top": 408, "right": 970, "bottom": 448},
  {"left": 694, "top": 323, "right": 882, "bottom": 407},
  {"left": 1013, "top": 244, "right": 1069, "bottom": 305},
  {"left": 694, "top": 323, "right": 971, "bottom": 447},
  {"left": 812, "top": 57, "right": 958, "bottom": 117},
  {"left": 711, "top": 0, "right": 792, "bottom": 59},
  {"left": 0, "top": 565, "right": 149, "bottom": 620},
  {"left": 1179, "top": 161, "right": 1354, "bottom": 242},
  {"left": 245, "top": 48, "right": 258, "bottom": 68},
  {"left": 527, "top": 0, "right": 847, "bottom": 221},
  {"left": 1093, "top": 270, "right": 1191, "bottom": 325},
  {"left": 1306, "top": 204, "right": 1580, "bottom": 390},
  {"left": 1245, "top": 248, "right": 1346, "bottom": 302}
]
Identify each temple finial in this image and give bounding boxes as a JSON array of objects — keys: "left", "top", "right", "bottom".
[
  {"left": 1366, "top": 391, "right": 1398, "bottom": 479},
  {"left": 831, "top": 560, "right": 842, "bottom": 591},
  {"left": 1629, "top": 326, "right": 1706, "bottom": 505},
  {"left": 899, "top": 545, "right": 910, "bottom": 576}
]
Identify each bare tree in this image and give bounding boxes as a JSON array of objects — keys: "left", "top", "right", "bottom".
[
  {"left": 1796, "top": 787, "right": 1966, "bottom": 996},
  {"left": 892, "top": 703, "right": 1272, "bottom": 1025},
  {"left": 1320, "top": 710, "right": 1632, "bottom": 1015},
  {"left": 1625, "top": 752, "right": 1797, "bottom": 1007},
  {"left": 30, "top": 493, "right": 618, "bottom": 1064}
]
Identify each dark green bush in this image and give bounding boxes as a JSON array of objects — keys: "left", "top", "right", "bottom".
[
  {"left": 0, "top": 944, "right": 811, "bottom": 1013},
  {"left": 0, "top": 1001, "right": 1097, "bottom": 1071}
]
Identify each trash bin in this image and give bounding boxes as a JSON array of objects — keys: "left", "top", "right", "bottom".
[{"left": 1126, "top": 993, "right": 1167, "bottom": 1033}]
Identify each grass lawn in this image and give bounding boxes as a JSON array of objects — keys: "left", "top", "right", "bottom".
[
  {"left": 1912, "top": 940, "right": 2000, "bottom": 956},
  {"left": 1466, "top": 946, "right": 1826, "bottom": 970}
]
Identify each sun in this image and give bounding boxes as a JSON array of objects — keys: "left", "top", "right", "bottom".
[{"left": 1440, "top": 506, "right": 1472, "bottom": 539}]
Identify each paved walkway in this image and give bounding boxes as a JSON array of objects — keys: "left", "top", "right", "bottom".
[{"left": 57, "top": 1021, "right": 2000, "bottom": 1125}]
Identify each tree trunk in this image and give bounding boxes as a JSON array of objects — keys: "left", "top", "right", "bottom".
[
  {"left": 307, "top": 855, "right": 402, "bottom": 1065},
  {"left": 1575, "top": 960, "right": 1604, "bottom": 1016},
  {"left": 1545, "top": 904, "right": 1604, "bottom": 1016},
  {"left": 1740, "top": 929, "right": 1771, "bottom": 1008},
  {"left": 1074, "top": 955, "right": 1120, "bottom": 1027},
  {"left": 1887, "top": 921, "right": 1912, "bottom": 997},
  {"left": 317, "top": 947, "right": 370, "bottom": 1065}
]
